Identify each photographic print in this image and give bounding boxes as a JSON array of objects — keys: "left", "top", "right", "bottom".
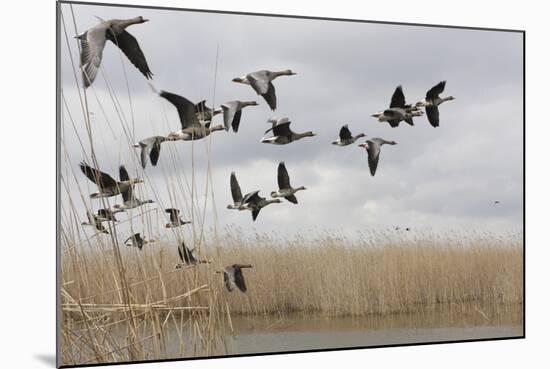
[{"left": 57, "top": 1, "right": 524, "bottom": 367}]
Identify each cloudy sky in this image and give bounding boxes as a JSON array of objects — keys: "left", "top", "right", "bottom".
[{"left": 59, "top": 3, "right": 523, "bottom": 241}]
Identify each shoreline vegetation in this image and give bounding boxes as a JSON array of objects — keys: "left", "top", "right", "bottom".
[{"left": 60, "top": 230, "right": 523, "bottom": 365}]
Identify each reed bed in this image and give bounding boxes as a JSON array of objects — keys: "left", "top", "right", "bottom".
[
  {"left": 60, "top": 225, "right": 522, "bottom": 365},
  {"left": 217, "top": 230, "right": 523, "bottom": 317}
]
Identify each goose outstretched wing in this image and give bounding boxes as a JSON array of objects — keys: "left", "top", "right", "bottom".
[
  {"left": 159, "top": 91, "right": 200, "bottom": 129},
  {"left": 277, "top": 162, "right": 291, "bottom": 190},
  {"left": 106, "top": 29, "right": 153, "bottom": 79},
  {"left": 389, "top": 86, "right": 406, "bottom": 108},
  {"left": 80, "top": 161, "right": 117, "bottom": 188},
  {"left": 230, "top": 172, "right": 243, "bottom": 204},
  {"left": 426, "top": 81, "right": 446, "bottom": 99},
  {"left": 339, "top": 125, "right": 352, "bottom": 140}
]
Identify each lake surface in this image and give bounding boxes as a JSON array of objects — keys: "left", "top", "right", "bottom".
[
  {"left": 167, "top": 304, "right": 523, "bottom": 357},
  {"left": 224, "top": 316, "right": 521, "bottom": 355},
  {"left": 222, "top": 313, "right": 523, "bottom": 354},
  {"left": 65, "top": 304, "right": 522, "bottom": 365}
]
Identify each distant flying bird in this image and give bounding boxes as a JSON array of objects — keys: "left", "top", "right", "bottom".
[
  {"left": 358, "top": 138, "right": 397, "bottom": 176},
  {"left": 242, "top": 190, "right": 281, "bottom": 221},
  {"left": 261, "top": 117, "right": 316, "bottom": 145},
  {"left": 271, "top": 162, "right": 306, "bottom": 204},
  {"left": 494, "top": 201, "right": 501, "bottom": 205},
  {"left": 218, "top": 264, "right": 253, "bottom": 293},
  {"left": 75, "top": 16, "right": 152, "bottom": 88},
  {"left": 124, "top": 233, "right": 153, "bottom": 250},
  {"left": 332, "top": 124, "right": 366, "bottom": 146},
  {"left": 415, "top": 81, "right": 455, "bottom": 127},
  {"left": 81, "top": 211, "right": 109, "bottom": 234},
  {"left": 227, "top": 172, "right": 250, "bottom": 210},
  {"left": 153, "top": 88, "right": 225, "bottom": 140},
  {"left": 165, "top": 208, "right": 191, "bottom": 228},
  {"left": 216, "top": 100, "right": 258, "bottom": 132},
  {"left": 131, "top": 136, "right": 168, "bottom": 169},
  {"left": 80, "top": 161, "right": 143, "bottom": 198},
  {"left": 232, "top": 69, "right": 296, "bottom": 110},
  {"left": 113, "top": 166, "right": 154, "bottom": 210},
  {"left": 371, "top": 86, "right": 423, "bottom": 127},
  {"left": 405, "top": 227, "right": 411, "bottom": 231}
]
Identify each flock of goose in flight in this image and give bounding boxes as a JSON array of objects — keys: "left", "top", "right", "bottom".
[{"left": 75, "top": 15, "right": 456, "bottom": 293}]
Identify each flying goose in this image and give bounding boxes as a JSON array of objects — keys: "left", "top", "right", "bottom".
[
  {"left": 232, "top": 69, "right": 296, "bottom": 110},
  {"left": 217, "top": 264, "right": 253, "bottom": 293},
  {"left": 371, "top": 86, "right": 423, "bottom": 128},
  {"left": 131, "top": 136, "right": 168, "bottom": 169},
  {"left": 154, "top": 88, "right": 225, "bottom": 140},
  {"left": 216, "top": 100, "right": 258, "bottom": 132},
  {"left": 75, "top": 16, "right": 152, "bottom": 88},
  {"left": 415, "top": 81, "right": 455, "bottom": 127},
  {"left": 332, "top": 125, "right": 366, "bottom": 146},
  {"left": 261, "top": 117, "right": 316, "bottom": 145},
  {"left": 124, "top": 233, "right": 153, "bottom": 250},
  {"left": 242, "top": 190, "right": 281, "bottom": 221},
  {"left": 165, "top": 208, "right": 191, "bottom": 228},
  {"left": 81, "top": 211, "right": 109, "bottom": 234},
  {"left": 175, "top": 240, "right": 209, "bottom": 268},
  {"left": 96, "top": 208, "right": 121, "bottom": 222},
  {"left": 80, "top": 161, "right": 143, "bottom": 198},
  {"left": 271, "top": 162, "right": 306, "bottom": 204},
  {"left": 358, "top": 138, "right": 397, "bottom": 176},
  {"left": 227, "top": 172, "right": 250, "bottom": 210},
  {"left": 113, "top": 166, "right": 154, "bottom": 210}
]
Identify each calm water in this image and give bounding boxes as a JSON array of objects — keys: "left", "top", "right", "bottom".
[
  {"left": 167, "top": 304, "right": 523, "bottom": 357},
  {"left": 224, "top": 316, "right": 521, "bottom": 355},
  {"left": 66, "top": 305, "right": 522, "bottom": 365}
]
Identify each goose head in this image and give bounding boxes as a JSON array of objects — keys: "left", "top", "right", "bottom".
[
  {"left": 270, "top": 191, "right": 279, "bottom": 198},
  {"left": 446, "top": 96, "right": 456, "bottom": 101},
  {"left": 135, "top": 16, "right": 149, "bottom": 23},
  {"left": 331, "top": 140, "right": 339, "bottom": 145},
  {"left": 297, "top": 186, "right": 306, "bottom": 191},
  {"left": 232, "top": 75, "right": 249, "bottom": 84},
  {"left": 411, "top": 110, "right": 424, "bottom": 117},
  {"left": 303, "top": 131, "right": 316, "bottom": 137},
  {"left": 243, "top": 101, "right": 259, "bottom": 107},
  {"left": 387, "top": 140, "right": 398, "bottom": 145},
  {"left": 282, "top": 69, "right": 297, "bottom": 76}
]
